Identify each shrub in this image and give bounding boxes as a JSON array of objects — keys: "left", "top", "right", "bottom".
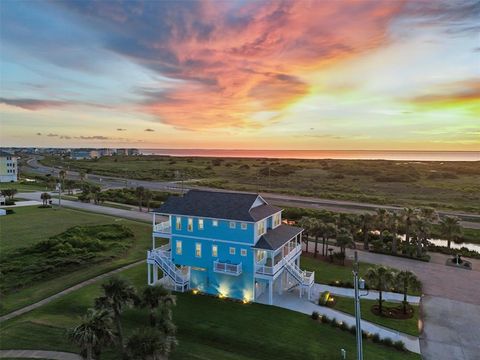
[
  {"left": 311, "top": 311, "right": 320, "bottom": 320},
  {"left": 339, "top": 321, "right": 349, "bottom": 331},
  {"left": 330, "top": 318, "right": 337, "bottom": 328},
  {"left": 372, "top": 333, "right": 381, "bottom": 343},
  {"left": 349, "top": 325, "right": 356, "bottom": 334},
  {"left": 381, "top": 338, "right": 393, "bottom": 347},
  {"left": 4, "top": 199, "right": 15, "bottom": 205},
  {"left": 393, "top": 340, "right": 406, "bottom": 351},
  {"left": 5, "top": 209, "right": 15, "bottom": 215},
  {"left": 321, "top": 315, "right": 330, "bottom": 324}
]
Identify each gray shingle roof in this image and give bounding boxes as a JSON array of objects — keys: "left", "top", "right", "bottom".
[
  {"left": 154, "top": 190, "right": 281, "bottom": 222},
  {"left": 254, "top": 224, "right": 303, "bottom": 250}
]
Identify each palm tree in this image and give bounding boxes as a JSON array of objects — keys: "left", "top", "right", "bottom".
[
  {"left": 375, "top": 209, "right": 389, "bottom": 242},
  {"left": 322, "top": 223, "right": 336, "bottom": 256},
  {"left": 400, "top": 208, "right": 417, "bottom": 244},
  {"left": 144, "top": 189, "right": 153, "bottom": 212},
  {"left": 395, "top": 271, "right": 421, "bottom": 314},
  {"left": 58, "top": 169, "right": 66, "bottom": 208},
  {"left": 79, "top": 170, "right": 86, "bottom": 183},
  {"left": 298, "top": 217, "right": 313, "bottom": 253},
  {"left": 40, "top": 192, "right": 51, "bottom": 206},
  {"left": 439, "top": 216, "right": 463, "bottom": 249},
  {"left": 335, "top": 228, "right": 353, "bottom": 265},
  {"left": 94, "top": 277, "right": 138, "bottom": 356},
  {"left": 312, "top": 219, "right": 325, "bottom": 258},
  {"left": 67, "top": 308, "right": 115, "bottom": 360},
  {"left": 359, "top": 213, "right": 374, "bottom": 250},
  {"left": 136, "top": 186, "right": 145, "bottom": 212},
  {"left": 416, "top": 208, "right": 438, "bottom": 257},
  {"left": 388, "top": 212, "right": 400, "bottom": 254},
  {"left": 365, "top": 265, "right": 396, "bottom": 314},
  {"left": 90, "top": 185, "right": 101, "bottom": 205},
  {"left": 126, "top": 328, "right": 168, "bottom": 360},
  {"left": 141, "top": 285, "right": 176, "bottom": 327}
]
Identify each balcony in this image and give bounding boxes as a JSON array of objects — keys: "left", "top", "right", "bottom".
[
  {"left": 255, "top": 243, "right": 302, "bottom": 276},
  {"left": 213, "top": 260, "right": 242, "bottom": 276},
  {"left": 153, "top": 221, "right": 171, "bottom": 234}
]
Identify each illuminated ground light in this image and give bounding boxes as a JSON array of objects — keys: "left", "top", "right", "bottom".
[
  {"left": 192, "top": 289, "right": 199, "bottom": 295},
  {"left": 218, "top": 284, "right": 230, "bottom": 299},
  {"left": 243, "top": 289, "right": 253, "bottom": 304}
]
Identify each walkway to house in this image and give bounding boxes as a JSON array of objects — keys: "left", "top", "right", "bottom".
[
  {"left": 0, "top": 260, "right": 145, "bottom": 323},
  {"left": 312, "top": 283, "right": 421, "bottom": 304},
  {"left": 0, "top": 350, "right": 82, "bottom": 360},
  {"left": 257, "top": 289, "right": 421, "bottom": 354}
]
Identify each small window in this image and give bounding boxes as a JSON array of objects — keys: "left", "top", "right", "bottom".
[
  {"left": 176, "top": 217, "right": 182, "bottom": 230},
  {"left": 229, "top": 221, "right": 236, "bottom": 229},
  {"left": 241, "top": 223, "right": 247, "bottom": 230},
  {"left": 212, "top": 220, "right": 218, "bottom": 227},
  {"left": 241, "top": 249, "right": 247, "bottom": 256},
  {"left": 176, "top": 240, "right": 182, "bottom": 255},
  {"left": 212, "top": 245, "right": 218, "bottom": 257},
  {"left": 188, "top": 218, "right": 193, "bottom": 232},
  {"left": 195, "top": 243, "right": 202, "bottom": 257},
  {"left": 198, "top": 218, "right": 204, "bottom": 230},
  {"left": 229, "top": 247, "right": 236, "bottom": 255},
  {"left": 256, "top": 250, "right": 265, "bottom": 262},
  {"left": 257, "top": 220, "right": 266, "bottom": 236}
]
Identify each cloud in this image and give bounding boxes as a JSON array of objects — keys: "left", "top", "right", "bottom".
[
  {"left": 36, "top": 132, "right": 42, "bottom": 136},
  {"left": 54, "top": 1, "right": 405, "bottom": 130},
  {"left": 0, "top": 97, "right": 67, "bottom": 110},
  {"left": 117, "top": 128, "right": 126, "bottom": 131},
  {"left": 47, "top": 133, "right": 59, "bottom": 137},
  {"left": 75, "top": 135, "right": 111, "bottom": 140},
  {"left": 144, "top": 128, "right": 155, "bottom": 132},
  {"left": 407, "top": 79, "right": 480, "bottom": 105}
]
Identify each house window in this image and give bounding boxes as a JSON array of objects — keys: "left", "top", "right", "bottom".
[
  {"left": 176, "top": 217, "right": 182, "bottom": 230},
  {"left": 256, "top": 250, "right": 266, "bottom": 262},
  {"left": 195, "top": 243, "right": 202, "bottom": 257},
  {"left": 273, "top": 213, "right": 281, "bottom": 227},
  {"left": 241, "top": 222, "right": 247, "bottom": 230},
  {"left": 198, "top": 218, "right": 204, "bottom": 230},
  {"left": 188, "top": 218, "right": 193, "bottom": 232},
  {"left": 229, "top": 221, "right": 236, "bottom": 229},
  {"left": 212, "top": 220, "right": 218, "bottom": 227},
  {"left": 212, "top": 245, "right": 218, "bottom": 257},
  {"left": 257, "top": 220, "right": 266, "bottom": 236},
  {"left": 229, "top": 247, "right": 236, "bottom": 255},
  {"left": 241, "top": 249, "right": 247, "bottom": 256},
  {"left": 176, "top": 240, "right": 182, "bottom": 255}
]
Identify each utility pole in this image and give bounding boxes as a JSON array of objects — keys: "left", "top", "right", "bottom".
[{"left": 353, "top": 251, "right": 364, "bottom": 360}]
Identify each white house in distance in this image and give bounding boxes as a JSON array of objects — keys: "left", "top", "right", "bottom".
[{"left": 0, "top": 150, "right": 18, "bottom": 182}]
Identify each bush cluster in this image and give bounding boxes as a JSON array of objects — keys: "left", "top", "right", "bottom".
[
  {"left": 310, "top": 311, "right": 405, "bottom": 350},
  {"left": 0, "top": 224, "right": 134, "bottom": 293}
]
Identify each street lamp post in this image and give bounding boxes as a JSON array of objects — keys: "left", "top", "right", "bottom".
[{"left": 353, "top": 251, "right": 364, "bottom": 360}]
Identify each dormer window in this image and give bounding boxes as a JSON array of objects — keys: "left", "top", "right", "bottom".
[
  {"left": 257, "top": 220, "right": 266, "bottom": 236},
  {"left": 273, "top": 213, "right": 281, "bottom": 228}
]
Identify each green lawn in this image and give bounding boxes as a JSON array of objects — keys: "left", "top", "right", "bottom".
[
  {"left": 0, "top": 264, "right": 420, "bottom": 360},
  {"left": 332, "top": 296, "right": 420, "bottom": 336},
  {"left": 0, "top": 182, "right": 46, "bottom": 192},
  {"left": 0, "top": 206, "right": 154, "bottom": 316},
  {"left": 300, "top": 256, "right": 422, "bottom": 296}
]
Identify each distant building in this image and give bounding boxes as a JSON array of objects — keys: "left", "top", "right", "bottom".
[
  {"left": 115, "top": 148, "right": 139, "bottom": 156},
  {"left": 0, "top": 150, "right": 18, "bottom": 182},
  {"left": 70, "top": 149, "right": 93, "bottom": 160}
]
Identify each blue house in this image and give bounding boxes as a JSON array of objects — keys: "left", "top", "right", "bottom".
[{"left": 147, "top": 190, "right": 314, "bottom": 304}]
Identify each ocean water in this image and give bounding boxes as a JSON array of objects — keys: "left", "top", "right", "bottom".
[{"left": 140, "top": 149, "right": 480, "bottom": 161}]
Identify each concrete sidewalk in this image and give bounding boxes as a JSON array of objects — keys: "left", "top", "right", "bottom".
[
  {"left": 0, "top": 350, "right": 82, "bottom": 360},
  {"left": 1, "top": 200, "right": 41, "bottom": 207},
  {"left": 312, "top": 283, "right": 421, "bottom": 304},
  {"left": 258, "top": 290, "right": 421, "bottom": 354}
]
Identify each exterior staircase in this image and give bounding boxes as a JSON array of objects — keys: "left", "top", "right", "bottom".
[
  {"left": 147, "top": 247, "right": 190, "bottom": 292},
  {"left": 285, "top": 261, "right": 314, "bottom": 299}
]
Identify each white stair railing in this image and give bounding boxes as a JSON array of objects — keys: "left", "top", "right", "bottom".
[
  {"left": 148, "top": 250, "right": 189, "bottom": 291},
  {"left": 285, "top": 261, "right": 314, "bottom": 287}
]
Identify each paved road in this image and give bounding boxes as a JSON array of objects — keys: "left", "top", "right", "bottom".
[
  {"left": 0, "top": 350, "right": 82, "bottom": 360},
  {"left": 23, "top": 156, "right": 480, "bottom": 228},
  {"left": 306, "top": 243, "right": 480, "bottom": 360},
  {"left": 18, "top": 191, "right": 151, "bottom": 223},
  {"left": 0, "top": 260, "right": 145, "bottom": 323}
]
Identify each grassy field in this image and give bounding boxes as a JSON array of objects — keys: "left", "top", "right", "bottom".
[
  {"left": 0, "top": 264, "right": 421, "bottom": 360},
  {"left": 300, "top": 256, "right": 421, "bottom": 296},
  {"left": 0, "top": 182, "right": 46, "bottom": 192},
  {"left": 0, "top": 206, "right": 153, "bottom": 316},
  {"left": 332, "top": 296, "right": 420, "bottom": 336},
  {"left": 41, "top": 155, "right": 480, "bottom": 213}
]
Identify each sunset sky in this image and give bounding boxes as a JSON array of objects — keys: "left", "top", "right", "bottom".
[{"left": 1, "top": 0, "right": 479, "bottom": 150}]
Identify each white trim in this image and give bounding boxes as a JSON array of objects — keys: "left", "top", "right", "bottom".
[
  {"left": 168, "top": 233, "right": 255, "bottom": 246},
  {"left": 154, "top": 212, "right": 254, "bottom": 224}
]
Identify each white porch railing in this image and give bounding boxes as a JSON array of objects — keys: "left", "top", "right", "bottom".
[
  {"left": 255, "top": 243, "right": 302, "bottom": 276},
  {"left": 213, "top": 260, "right": 242, "bottom": 276},
  {"left": 153, "top": 221, "right": 171, "bottom": 234}
]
